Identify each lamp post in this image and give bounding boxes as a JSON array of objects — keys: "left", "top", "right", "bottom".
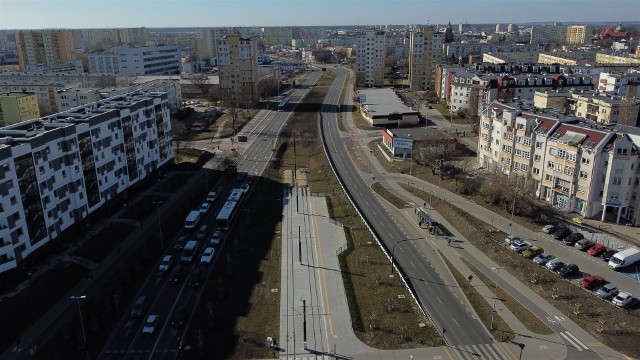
[
  {"left": 70, "top": 295, "right": 89, "bottom": 360},
  {"left": 490, "top": 267, "right": 504, "bottom": 330},
  {"left": 509, "top": 188, "right": 517, "bottom": 236},
  {"left": 391, "top": 237, "right": 425, "bottom": 274},
  {"left": 152, "top": 201, "right": 164, "bottom": 249}
]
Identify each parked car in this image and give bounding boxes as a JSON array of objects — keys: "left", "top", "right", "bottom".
[
  {"left": 600, "top": 249, "right": 618, "bottom": 262},
  {"left": 542, "top": 224, "right": 556, "bottom": 234},
  {"left": 505, "top": 235, "right": 520, "bottom": 245},
  {"left": 173, "top": 236, "right": 187, "bottom": 251},
  {"left": 612, "top": 292, "right": 633, "bottom": 308},
  {"left": 187, "top": 268, "right": 202, "bottom": 287},
  {"left": 210, "top": 229, "right": 222, "bottom": 246},
  {"left": 142, "top": 314, "right": 160, "bottom": 335},
  {"left": 575, "top": 239, "right": 595, "bottom": 251},
  {"left": 596, "top": 283, "right": 619, "bottom": 300},
  {"left": 522, "top": 246, "right": 544, "bottom": 259},
  {"left": 168, "top": 266, "right": 183, "bottom": 285},
  {"left": 510, "top": 240, "right": 532, "bottom": 253},
  {"left": 546, "top": 259, "right": 565, "bottom": 271},
  {"left": 579, "top": 275, "right": 606, "bottom": 290},
  {"left": 533, "top": 253, "right": 555, "bottom": 265},
  {"left": 553, "top": 228, "right": 572, "bottom": 240},
  {"left": 159, "top": 255, "right": 173, "bottom": 272},
  {"left": 562, "top": 232, "right": 583, "bottom": 244},
  {"left": 172, "top": 306, "right": 189, "bottom": 327},
  {"left": 556, "top": 264, "right": 579, "bottom": 277},
  {"left": 200, "top": 247, "right": 215, "bottom": 264},
  {"left": 199, "top": 202, "right": 211, "bottom": 215},
  {"left": 587, "top": 243, "right": 607, "bottom": 257}
]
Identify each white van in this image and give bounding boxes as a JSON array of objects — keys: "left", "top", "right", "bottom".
[
  {"left": 184, "top": 210, "right": 201, "bottom": 231},
  {"left": 608, "top": 248, "right": 640, "bottom": 270}
]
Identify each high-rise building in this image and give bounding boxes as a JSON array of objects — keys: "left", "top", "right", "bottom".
[
  {"left": 263, "top": 27, "right": 294, "bottom": 47},
  {"left": 565, "top": 25, "right": 594, "bottom": 45},
  {"left": 0, "top": 90, "right": 173, "bottom": 273},
  {"left": 216, "top": 33, "right": 259, "bottom": 107},
  {"left": 530, "top": 24, "right": 567, "bottom": 44},
  {"left": 87, "top": 45, "right": 182, "bottom": 76},
  {"left": 15, "top": 30, "right": 77, "bottom": 70},
  {"left": 507, "top": 24, "right": 518, "bottom": 33},
  {"left": 0, "top": 92, "right": 40, "bottom": 126},
  {"left": 82, "top": 28, "right": 149, "bottom": 50},
  {"left": 409, "top": 27, "right": 444, "bottom": 91},
  {"left": 355, "top": 29, "right": 386, "bottom": 88}
]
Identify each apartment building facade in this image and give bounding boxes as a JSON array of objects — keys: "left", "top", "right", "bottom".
[
  {"left": 15, "top": 30, "right": 77, "bottom": 71},
  {"left": 565, "top": 25, "right": 594, "bottom": 45},
  {"left": 530, "top": 24, "right": 567, "bottom": 44},
  {"left": 597, "top": 72, "right": 640, "bottom": 98},
  {"left": 263, "top": 27, "right": 294, "bottom": 47},
  {"left": 116, "top": 45, "right": 182, "bottom": 76},
  {"left": 409, "top": 27, "right": 444, "bottom": 91},
  {"left": 478, "top": 101, "right": 640, "bottom": 225},
  {"left": 88, "top": 51, "right": 119, "bottom": 74},
  {"left": 355, "top": 30, "right": 386, "bottom": 88},
  {"left": 0, "top": 92, "right": 40, "bottom": 126},
  {"left": 216, "top": 33, "right": 259, "bottom": 107},
  {"left": 0, "top": 90, "right": 173, "bottom": 273}
]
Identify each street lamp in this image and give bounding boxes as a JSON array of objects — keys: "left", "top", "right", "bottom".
[
  {"left": 490, "top": 267, "right": 504, "bottom": 330},
  {"left": 391, "top": 237, "right": 426, "bottom": 274},
  {"left": 70, "top": 295, "right": 89, "bottom": 360},
  {"left": 509, "top": 188, "right": 518, "bottom": 236},
  {"left": 152, "top": 201, "right": 164, "bottom": 249}
]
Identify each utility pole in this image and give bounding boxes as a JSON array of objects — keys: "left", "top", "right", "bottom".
[
  {"left": 298, "top": 226, "right": 302, "bottom": 263},
  {"left": 302, "top": 299, "right": 307, "bottom": 349}
]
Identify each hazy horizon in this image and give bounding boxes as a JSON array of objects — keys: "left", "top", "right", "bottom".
[{"left": 1, "top": 0, "right": 639, "bottom": 30}]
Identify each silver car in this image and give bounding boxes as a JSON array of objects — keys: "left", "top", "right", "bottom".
[{"left": 533, "top": 253, "right": 555, "bottom": 265}]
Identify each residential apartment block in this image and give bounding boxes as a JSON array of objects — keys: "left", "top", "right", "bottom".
[
  {"left": 263, "top": 27, "right": 294, "bottom": 47},
  {"left": 597, "top": 72, "right": 640, "bottom": 98},
  {"left": 82, "top": 28, "right": 149, "bottom": 50},
  {"left": 15, "top": 30, "right": 77, "bottom": 71},
  {"left": 0, "top": 92, "right": 40, "bottom": 126},
  {"left": 595, "top": 53, "right": 640, "bottom": 66},
  {"left": 478, "top": 100, "right": 640, "bottom": 225},
  {"left": 409, "top": 27, "right": 444, "bottom": 91},
  {"left": 88, "top": 51, "right": 119, "bottom": 74},
  {"left": 565, "top": 25, "right": 594, "bottom": 45},
  {"left": 87, "top": 45, "right": 182, "bottom": 76},
  {"left": 0, "top": 90, "right": 173, "bottom": 273},
  {"left": 530, "top": 24, "right": 567, "bottom": 44},
  {"left": 216, "top": 33, "right": 259, "bottom": 107},
  {"left": 355, "top": 30, "right": 386, "bottom": 88}
]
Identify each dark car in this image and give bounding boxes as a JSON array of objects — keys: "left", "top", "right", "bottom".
[
  {"left": 553, "top": 228, "right": 572, "bottom": 240},
  {"left": 173, "top": 236, "right": 187, "bottom": 251},
  {"left": 171, "top": 306, "right": 189, "bottom": 327},
  {"left": 563, "top": 232, "right": 584, "bottom": 246},
  {"left": 575, "top": 239, "right": 595, "bottom": 251},
  {"left": 556, "top": 264, "right": 579, "bottom": 277},
  {"left": 168, "top": 266, "right": 183, "bottom": 285},
  {"left": 600, "top": 249, "right": 618, "bottom": 262},
  {"left": 187, "top": 268, "right": 202, "bottom": 287}
]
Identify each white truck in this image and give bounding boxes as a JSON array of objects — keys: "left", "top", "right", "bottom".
[
  {"left": 184, "top": 210, "right": 201, "bottom": 231},
  {"left": 608, "top": 247, "right": 640, "bottom": 270}
]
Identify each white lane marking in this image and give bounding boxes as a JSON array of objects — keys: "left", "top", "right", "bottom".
[
  {"left": 436, "top": 296, "right": 443, "bottom": 304},
  {"left": 561, "top": 331, "right": 589, "bottom": 350},
  {"left": 452, "top": 318, "right": 461, "bottom": 327},
  {"left": 559, "top": 331, "right": 585, "bottom": 351}
]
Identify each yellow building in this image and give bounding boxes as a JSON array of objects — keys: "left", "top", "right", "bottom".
[
  {"left": 216, "top": 33, "right": 259, "bottom": 107},
  {"left": 573, "top": 93, "right": 640, "bottom": 126},
  {"left": 565, "top": 25, "right": 593, "bottom": 45},
  {"left": 0, "top": 92, "right": 41, "bottom": 127},
  {"left": 595, "top": 53, "right": 640, "bottom": 65},
  {"left": 15, "top": 30, "right": 77, "bottom": 71},
  {"left": 533, "top": 90, "right": 571, "bottom": 109}
]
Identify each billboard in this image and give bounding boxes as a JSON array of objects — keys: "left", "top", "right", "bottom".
[
  {"left": 393, "top": 136, "right": 413, "bottom": 149},
  {"left": 358, "top": 92, "right": 366, "bottom": 102}
]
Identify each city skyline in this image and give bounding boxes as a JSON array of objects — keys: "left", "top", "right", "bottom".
[{"left": 1, "top": 0, "right": 639, "bottom": 30}]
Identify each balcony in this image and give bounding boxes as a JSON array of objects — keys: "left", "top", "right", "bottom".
[{"left": 553, "top": 184, "right": 571, "bottom": 194}]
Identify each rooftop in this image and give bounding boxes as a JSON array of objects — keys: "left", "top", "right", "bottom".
[{"left": 359, "top": 88, "right": 419, "bottom": 118}]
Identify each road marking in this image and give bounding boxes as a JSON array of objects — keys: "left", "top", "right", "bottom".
[
  {"left": 500, "top": 342, "right": 518, "bottom": 360},
  {"left": 436, "top": 296, "right": 443, "bottom": 304},
  {"left": 559, "top": 331, "right": 589, "bottom": 351},
  {"left": 311, "top": 197, "right": 334, "bottom": 337},
  {"left": 452, "top": 318, "right": 460, "bottom": 327},
  {"left": 442, "top": 346, "right": 455, "bottom": 360}
]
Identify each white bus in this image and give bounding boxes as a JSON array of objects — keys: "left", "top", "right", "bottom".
[
  {"left": 180, "top": 240, "right": 198, "bottom": 263},
  {"left": 216, "top": 201, "right": 239, "bottom": 230}
]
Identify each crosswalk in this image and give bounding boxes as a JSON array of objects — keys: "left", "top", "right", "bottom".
[
  {"left": 448, "top": 343, "right": 511, "bottom": 360},
  {"left": 559, "top": 331, "right": 590, "bottom": 351}
]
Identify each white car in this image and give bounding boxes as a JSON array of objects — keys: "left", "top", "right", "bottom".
[
  {"left": 206, "top": 192, "right": 217, "bottom": 202},
  {"left": 505, "top": 235, "right": 520, "bottom": 245},
  {"left": 542, "top": 224, "right": 556, "bottom": 234},
  {"left": 159, "top": 255, "right": 173, "bottom": 271},
  {"left": 510, "top": 240, "right": 532, "bottom": 253},
  {"left": 210, "top": 229, "right": 222, "bottom": 246},
  {"left": 201, "top": 247, "right": 215, "bottom": 264},
  {"left": 142, "top": 314, "right": 160, "bottom": 335},
  {"left": 546, "top": 259, "right": 565, "bottom": 271},
  {"left": 199, "top": 202, "right": 211, "bottom": 214},
  {"left": 612, "top": 292, "right": 634, "bottom": 308}
]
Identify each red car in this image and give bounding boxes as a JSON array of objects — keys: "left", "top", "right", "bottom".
[
  {"left": 580, "top": 275, "right": 606, "bottom": 290},
  {"left": 587, "top": 243, "right": 607, "bottom": 257}
]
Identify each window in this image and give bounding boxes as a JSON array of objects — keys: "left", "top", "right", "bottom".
[
  {"left": 534, "top": 154, "right": 541, "bottom": 161},
  {"left": 536, "top": 141, "right": 543, "bottom": 149},
  {"left": 533, "top": 167, "right": 540, "bottom": 174},
  {"left": 579, "top": 171, "right": 588, "bottom": 179},
  {"left": 613, "top": 177, "right": 622, "bottom": 185},
  {"left": 547, "top": 161, "right": 554, "bottom": 168},
  {"left": 581, "top": 157, "right": 590, "bottom": 165},
  {"left": 549, "top": 147, "right": 557, "bottom": 156},
  {"left": 545, "top": 174, "right": 553, "bottom": 181}
]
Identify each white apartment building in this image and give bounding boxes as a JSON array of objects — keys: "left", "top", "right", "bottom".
[
  {"left": 88, "top": 52, "right": 119, "bottom": 74},
  {"left": 0, "top": 80, "right": 83, "bottom": 115},
  {"left": 444, "top": 43, "right": 541, "bottom": 58},
  {"left": 216, "top": 33, "right": 259, "bottom": 107},
  {"left": 355, "top": 30, "right": 386, "bottom": 88},
  {"left": 597, "top": 72, "right": 640, "bottom": 98},
  {"left": 530, "top": 24, "right": 567, "bottom": 44},
  {"left": 409, "top": 27, "right": 444, "bottom": 91},
  {"left": 116, "top": 45, "right": 182, "bottom": 76},
  {"left": 0, "top": 90, "right": 173, "bottom": 273},
  {"left": 478, "top": 100, "right": 640, "bottom": 225}
]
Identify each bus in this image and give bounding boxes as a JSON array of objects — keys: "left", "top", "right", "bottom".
[
  {"left": 278, "top": 98, "right": 289, "bottom": 111},
  {"left": 228, "top": 188, "right": 244, "bottom": 203},
  {"left": 180, "top": 240, "right": 198, "bottom": 263},
  {"left": 216, "top": 200, "right": 239, "bottom": 230}
]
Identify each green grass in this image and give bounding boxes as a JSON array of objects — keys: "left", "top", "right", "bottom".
[
  {"left": 371, "top": 182, "right": 410, "bottom": 209},
  {"left": 432, "top": 103, "right": 466, "bottom": 123}
]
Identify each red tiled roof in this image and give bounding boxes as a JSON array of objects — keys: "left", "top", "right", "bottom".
[
  {"left": 599, "top": 27, "right": 629, "bottom": 39},
  {"left": 549, "top": 124, "right": 609, "bottom": 146}
]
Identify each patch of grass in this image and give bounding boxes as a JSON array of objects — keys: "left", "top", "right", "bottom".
[
  {"left": 461, "top": 258, "right": 553, "bottom": 335},
  {"left": 371, "top": 182, "right": 410, "bottom": 209},
  {"left": 72, "top": 222, "right": 136, "bottom": 263},
  {"left": 352, "top": 106, "right": 384, "bottom": 131},
  {"left": 0, "top": 263, "right": 88, "bottom": 353},
  {"left": 438, "top": 252, "right": 514, "bottom": 340},
  {"left": 432, "top": 103, "right": 466, "bottom": 123}
]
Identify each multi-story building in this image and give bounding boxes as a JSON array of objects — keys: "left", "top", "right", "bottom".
[
  {"left": 263, "top": 27, "right": 294, "bottom": 47},
  {"left": 82, "top": 28, "right": 149, "bottom": 50},
  {"left": 573, "top": 93, "right": 640, "bottom": 126},
  {"left": 0, "top": 80, "right": 83, "bottom": 115},
  {"left": 444, "top": 42, "right": 542, "bottom": 59},
  {"left": 538, "top": 52, "right": 596, "bottom": 65},
  {"left": 355, "top": 29, "right": 386, "bottom": 88},
  {"left": 15, "top": 30, "right": 77, "bottom": 71},
  {"left": 597, "top": 72, "right": 640, "bottom": 97},
  {"left": 478, "top": 100, "right": 640, "bottom": 225},
  {"left": 88, "top": 51, "right": 119, "bottom": 74},
  {"left": 530, "top": 24, "right": 567, "bottom": 44},
  {"left": 116, "top": 45, "right": 182, "bottom": 76},
  {"left": 595, "top": 53, "right": 640, "bottom": 65},
  {"left": 482, "top": 52, "right": 540, "bottom": 64},
  {"left": 196, "top": 28, "right": 216, "bottom": 60},
  {"left": 216, "top": 33, "right": 259, "bottom": 107},
  {"left": 0, "top": 92, "right": 40, "bottom": 126},
  {"left": 565, "top": 25, "right": 594, "bottom": 45},
  {"left": 0, "top": 73, "right": 119, "bottom": 88},
  {"left": 0, "top": 90, "right": 173, "bottom": 273},
  {"left": 409, "top": 27, "right": 444, "bottom": 91}
]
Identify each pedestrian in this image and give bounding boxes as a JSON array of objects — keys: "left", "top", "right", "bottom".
[{"left": 447, "top": 238, "right": 452, "bottom": 246}]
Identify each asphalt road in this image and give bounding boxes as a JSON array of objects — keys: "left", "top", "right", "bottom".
[{"left": 319, "top": 68, "right": 494, "bottom": 347}]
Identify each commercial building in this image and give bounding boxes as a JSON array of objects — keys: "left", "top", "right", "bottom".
[
  {"left": 380, "top": 128, "right": 457, "bottom": 157},
  {"left": 0, "top": 90, "right": 173, "bottom": 273},
  {"left": 409, "top": 27, "right": 444, "bottom": 91},
  {"left": 565, "top": 25, "right": 594, "bottom": 45},
  {"left": 0, "top": 92, "right": 40, "bottom": 126},
  {"left": 355, "top": 30, "right": 386, "bottom": 88},
  {"left": 15, "top": 30, "right": 77, "bottom": 71},
  {"left": 478, "top": 100, "right": 640, "bottom": 225},
  {"left": 356, "top": 88, "right": 419, "bottom": 126},
  {"left": 216, "top": 33, "right": 259, "bottom": 107},
  {"left": 87, "top": 45, "right": 182, "bottom": 76},
  {"left": 88, "top": 51, "right": 119, "bottom": 74}
]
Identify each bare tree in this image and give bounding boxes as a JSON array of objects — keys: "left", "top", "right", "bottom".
[
  {"left": 191, "top": 74, "right": 210, "bottom": 96},
  {"left": 257, "top": 75, "right": 277, "bottom": 99},
  {"left": 618, "top": 86, "right": 639, "bottom": 126}
]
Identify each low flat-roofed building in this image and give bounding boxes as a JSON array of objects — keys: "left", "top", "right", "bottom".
[
  {"left": 380, "top": 127, "right": 457, "bottom": 157},
  {"left": 357, "top": 88, "right": 419, "bottom": 126}
]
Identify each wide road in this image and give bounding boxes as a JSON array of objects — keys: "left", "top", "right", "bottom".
[{"left": 319, "top": 68, "right": 495, "bottom": 347}]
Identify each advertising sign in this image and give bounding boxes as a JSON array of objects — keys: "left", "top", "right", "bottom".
[{"left": 393, "top": 136, "right": 413, "bottom": 149}]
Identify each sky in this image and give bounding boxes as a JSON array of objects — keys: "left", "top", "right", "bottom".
[{"left": 0, "top": 0, "right": 639, "bottom": 30}]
